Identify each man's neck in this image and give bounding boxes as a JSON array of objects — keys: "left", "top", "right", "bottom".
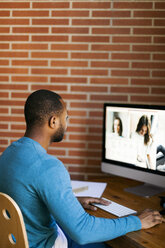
[{"left": 24, "top": 128, "right": 51, "bottom": 151}]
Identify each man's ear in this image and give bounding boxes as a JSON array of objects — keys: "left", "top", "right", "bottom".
[{"left": 49, "top": 116, "right": 58, "bottom": 129}]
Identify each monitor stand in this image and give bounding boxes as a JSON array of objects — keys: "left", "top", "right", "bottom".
[{"left": 124, "top": 183, "right": 165, "bottom": 198}]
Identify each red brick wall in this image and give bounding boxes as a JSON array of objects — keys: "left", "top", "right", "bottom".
[{"left": 0, "top": 1, "right": 165, "bottom": 180}]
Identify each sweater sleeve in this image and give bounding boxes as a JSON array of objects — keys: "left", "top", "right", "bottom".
[{"left": 36, "top": 158, "right": 141, "bottom": 245}]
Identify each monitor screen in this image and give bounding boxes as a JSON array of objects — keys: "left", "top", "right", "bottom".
[{"left": 101, "top": 103, "right": 165, "bottom": 196}]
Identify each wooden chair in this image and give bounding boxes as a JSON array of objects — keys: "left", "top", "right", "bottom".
[{"left": 0, "top": 192, "right": 29, "bottom": 248}]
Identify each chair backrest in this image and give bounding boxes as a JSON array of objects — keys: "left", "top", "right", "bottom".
[{"left": 0, "top": 192, "right": 29, "bottom": 248}]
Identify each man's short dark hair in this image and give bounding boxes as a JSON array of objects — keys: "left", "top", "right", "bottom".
[{"left": 24, "top": 89, "right": 63, "bottom": 128}]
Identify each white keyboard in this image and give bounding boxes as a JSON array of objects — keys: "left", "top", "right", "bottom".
[{"left": 93, "top": 197, "right": 137, "bottom": 217}]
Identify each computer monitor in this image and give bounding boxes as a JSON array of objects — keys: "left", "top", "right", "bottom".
[{"left": 101, "top": 103, "right": 165, "bottom": 197}]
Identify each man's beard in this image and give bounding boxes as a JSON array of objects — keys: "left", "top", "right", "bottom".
[{"left": 52, "top": 123, "right": 65, "bottom": 142}]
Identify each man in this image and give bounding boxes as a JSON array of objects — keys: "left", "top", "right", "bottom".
[{"left": 0, "top": 89, "right": 164, "bottom": 248}]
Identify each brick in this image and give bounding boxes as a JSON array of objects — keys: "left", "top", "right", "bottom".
[
  {"left": 67, "top": 126, "right": 86, "bottom": 133},
  {"left": 0, "top": 76, "right": 9, "bottom": 82},
  {"left": 114, "top": 2, "right": 152, "bottom": 9},
  {"left": 0, "top": 92, "right": 9, "bottom": 98},
  {"left": 87, "top": 159, "right": 101, "bottom": 166},
  {"left": 71, "top": 85, "right": 108, "bottom": 93},
  {"left": 154, "top": 19, "right": 165, "bottom": 26},
  {"left": 111, "top": 70, "right": 149, "bottom": 77},
  {"left": 92, "top": 44, "right": 130, "bottom": 51},
  {"left": 90, "top": 94, "right": 128, "bottom": 102},
  {"left": 73, "top": 2, "right": 110, "bottom": 9},
  {"left": 71, "top": 69, "right": 108, "bottom": 76},
  {"left": 61, "top": 158, "right": 85, "bottom": 166},
  {"left": 13, "top": 27, "right": 49, "bottom": 33},
  {"left": 69, "top": 134, "right": 102, "bottom": 142},
  {"left": 0, "top": 68, "right": 28, "bottom": 74},
  {"left": 52, "top": 27, "right": 89, "bottom": 34},
  {"left": 61, "top": 94, "right": 86, "bottom": 100},
  {"left": 111, "top": 53, "right": 150, "bottom": 60},
  {"left": 133, "top": 45, "right": 165, "bottom": 52},
  {"left": 0, "top": 19, "right": 29, "bottom": 25},
  {"left": 32, "top": 2, "right": 69, "bottom": 8},
  {"left": 68, "top": 110, "right": 87, "bottom": 117},
  {"left": 0, "top": 35, "right": 29, "bottom": 41},
  {"left": 72, "top": 36, "right": 109, "bottom": 43},
  {"left": 132, "top": 62, "right": 165, "bottom": 69},
  {"left": 0, "top": 11, "right": 10, "bottom": 17},
  {"left": 90, "top": 77, "right": 128, "bottom": 85},
  {"left": 70, "top": 102, "right": 103, "bottom": 109},
  {"left": 88, "top": 127, "right": 102, "bottom": 134},
  {"left": 71, "top": 52, "right": 108, "bottom": 60},
  {"left": 0, "top": 147, "right": 6, "bottom": 153},
  {"left": 69, "top": 167, "right": 101, "bottom": 174},
  {"left": 13, "top": 10, "right": 49, "bottom": 17},
  {"left": 0, "top": 52, "right": 28, "bottom": 58},
  {"left": 48, "top": 149, "right": 66, "bottom": 156},
  {"left": 0, "top": 44, "right": 9, "bottom": 49},
  {"left": 89, "top": 111, "right": 103, "bottom": 118},
  {"left": 111, "top": 86, "right": 149, "bottom": 94},
  {"left": 70, "top": 118, "right": 102, "bottom": 126},
  {"left": 113, "top": 19, "right": 152, "bottom": 26},
  {"left": 32, "top": 52, "right": 68, "bottom": 59},
  {"left": 134, "top": 28, "right": 165, "bottom": 35},
  {"left": 0, "top": 108, "right": 9, "bottom": 114},
  {"left": 31, "top": 68, "right": 67, "bottom": 75},
  {"left": 52, "top": 10, "right": 89, "bottom": 17},
  {"left": 93, "top": 28, "right": 130, "bottom": 35},
  {"left": 152, "top": 71, "right": 165, "bottom": 77},
  {"left": 0, "top": 100, "right": 24, "bottom": 106},
  {"left": 151, "top": 88, "right": 165, "bottom": 94},
  {"left": 112, "top": 36, "right": 151, "bottom": 43},
  {"left": 11, "top": 108, "right": 24, "bottom": 115},
  {"left": 51, "top": 77, "right": 87, "bottom": 84},
  {"left": 12, "top": 76, "right": 48, "bottom": 83},
  {"left": 155, "top": 3, "right": 165, "bottom": 9},
  {"left": 0, "top": 131, "right": 24, "bottom": 138},
  {"left": 91, "top": 61, "right": 129, "bottom": 68},
  {"left": 0, "top": 139, "right": 8, "bottom": 144},
  {"left": 0, "top": 60, "right": 9, "bottom": 66},
  {"left": 32, "top": 19, "right": 69, "bottom": 25},
  {"left": 69, "top": 150, "right": 101, "bottom": 158},
  {"left": 72, "top": 19, "right": 110, "bottom": 26},
  {"left": 11, "top": 92, "right": 30, "bottom": 99},
  {"left": 0, "top": 2, "right": 30, "bottom": 8},
  {"left": 12, "top": 43, "right": 48, "bottom": 50},
  {"left": 154, "top": 37, "right": 165, "bottom": 43},
  {"left": 11, "top": 124, "right": 26, "bottom": 130},
  {"left": 31, "top": 85, "right": 67, "bottom": 92},
  {"left": 0, "top": 84, "right": 27, "bottom": 90},
  {"left": 93, "top": 11, "right": 130, "bottom": 18},
  {"left": 134, "top": 11, "right": 165, "bottom": 18},
  {"left": 52, "top": 141, "right": 85, "bottom": 149},
  {"left": 12, "top": 60, "right": 48, "bottom": 67},
  {"left": 153, "top": 54, "right": 165, "bottom": 60},
  {"left": 0, "top": 27, "right": 9, "bottom": 33},
  {"left": 131, "top": 96, "right": 165, "bottom": 103},
  {"left": 32, "top": 35, "right": 68, "bottom": 42},
  {"left": 131, "top": 79, "right": 165, "bottom": 86},
  {"left": 51, "top": 60, "right": 88, "bottom": 67},
  {"left": 51, "top": 44, "right": 88, "bottom": 51}
]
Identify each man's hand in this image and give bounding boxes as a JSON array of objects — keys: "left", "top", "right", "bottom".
[
  {"left": 138, "top": 209, "right": 165, "bottom": 229},
  {"left": 77, "top": 197, "right": 110, "bottom": 211}
]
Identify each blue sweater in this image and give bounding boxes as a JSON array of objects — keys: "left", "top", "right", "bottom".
[{"left": 0, "top": 137, "right": 141, "bottom": 248}]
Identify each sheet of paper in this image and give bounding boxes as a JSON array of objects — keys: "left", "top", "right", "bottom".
[{"left": 71, "top": 180, "right": 107, "bottom": 197}]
